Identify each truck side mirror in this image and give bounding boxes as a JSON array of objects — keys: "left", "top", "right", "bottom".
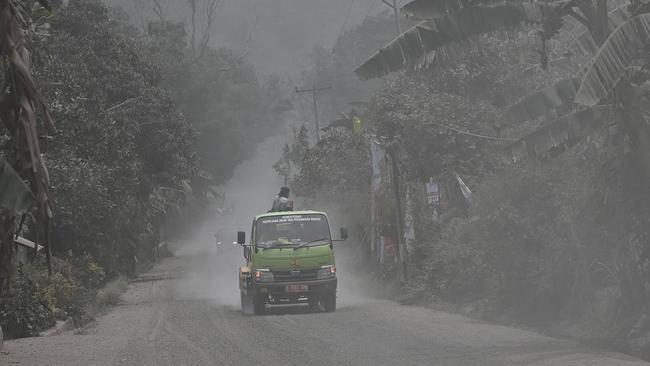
[
  {"left": 237, "top": 231, "right": 246, "bottom": 245},
  {"left": 340, "top": 227, "right": 349, "bottom": 240}
]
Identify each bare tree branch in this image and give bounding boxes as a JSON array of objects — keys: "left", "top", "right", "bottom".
[
  {"left": 218, "top": 50, "right": 249, "bottom": 73},
  {"left": 197, "top": 0, "right": 221, "bottom": 59},
  {"left": 216, "top": 7, "right": 258, "bottom": 71},
  {"left": 130, "top": 0, "right": 148, "bottom": 30},
  {"left": 381, "top": 0, "right": 395, "bottom": 9},
  {"left": 106, "top": 96, "right": 144, "bottom": 113},
  {"left": 152, "top": 0, "right": 167, "bottom": 22},
  {"left": 186, "top": 0, "right": 198, "bottom": 54}
]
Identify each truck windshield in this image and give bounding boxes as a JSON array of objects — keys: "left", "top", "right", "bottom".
[{"left": 256, "top": 214, "right": 331, "bottom": 248}]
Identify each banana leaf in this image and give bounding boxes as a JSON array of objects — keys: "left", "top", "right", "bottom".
[
  {"left": 402, "top": 0, "right": 486, "bottom": 19},
  {"left": 0, "top": 158, "right": 37, "bottom": 215},
  {"left": 355, "top": 2, "right": 553, "bottom": 79},
  {"left": 569, "top": 5, "right": 630, "bottom": 57},
  {"left": 575, "top": 14, "right": 650, "bottom": 106},
  {"left": 503, "top": 105, "right": 615, "bottom": 162},
  {"left": 504, "top": 77, "right": 581, "bottom": 125}
]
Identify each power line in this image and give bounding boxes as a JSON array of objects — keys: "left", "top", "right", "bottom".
[
  {"left": 338, "top": 0, "right": 355, "bottom": 40},
  {"left": 331, "top": 0, "right": 356, "bottom": 55},
  {"left": 365, "top": 0, "right": 378, "bottom": 20},
  {"left": 427, "top": 121, "right": 515, "bottom": 141}
]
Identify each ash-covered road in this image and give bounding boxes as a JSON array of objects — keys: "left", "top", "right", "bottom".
[{"left": 2, "top": 247, "right": 648, "bottom": 366}]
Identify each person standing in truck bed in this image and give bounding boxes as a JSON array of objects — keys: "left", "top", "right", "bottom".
[{"left": 270, "top": 186, "right": 293, "bottom": 212}]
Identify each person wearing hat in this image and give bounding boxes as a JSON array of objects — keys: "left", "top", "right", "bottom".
[{"left": 270, "top": 186, "right": 293, "bottom": 212}]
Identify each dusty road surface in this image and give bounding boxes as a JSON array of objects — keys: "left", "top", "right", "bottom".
[{"left": 2, "top": 246, "right": 649, "bottom": 366}]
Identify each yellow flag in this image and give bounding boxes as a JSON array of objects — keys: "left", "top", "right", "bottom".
[{"left": 352, "top": 117, "right": 362, "bottom": 135}]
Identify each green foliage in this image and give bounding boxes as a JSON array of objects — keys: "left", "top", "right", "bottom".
[
  {"left": 34, "top": 0, "right": 198, "bottom": 275},
  {"left": 42, "top": 273, "right": 74, "bottom": 311},
  {"left": 370, "top": 79, "right": 498, "bottom": 183},
  {"left": 295, "top": 132, "right": 370, "bottom": 198},
  {"left": 0, "top": 265, "right": 55, "bottom": 338},
  {"left": 94, "top": 277, "right": 128, "bottom": 309},
  {"left": 71, "top": 255, "right": 106, "bottom": 289},
  {"left": 418, "top": 166, "right": 579, "bottom": 321}
]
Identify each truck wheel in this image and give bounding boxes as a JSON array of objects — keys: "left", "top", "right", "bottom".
[
  {"left": 240, "top": 292, "right": 246, "bottom": 311},
  {"left": 253, "top": 295, "right": 266, "bottom": 315},
  {"left": 308, "top": 296, "right": 320, "bottom": 312},
  {"left": 323, "top": 292, "right": 336, "bottom": 312}
]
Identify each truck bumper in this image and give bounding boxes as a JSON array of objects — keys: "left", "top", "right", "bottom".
[{"left": 254, "top": 278, "right": 337, "bottom": 297}]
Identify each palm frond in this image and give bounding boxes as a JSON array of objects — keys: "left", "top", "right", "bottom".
[
  {"left": 504, "top": 77, "right": 581, "bottom": 125},
  {"left": 569, "top": 5, "right": 630, "bottom": 58},
  {"left": 402, "top": 0, "right": 499, "bottom": 20},
  {"left": 503, "top": 105, "right": 615, "bottom": 162},
  {"left": 575, "top": 14, "right": 650, "bottom": 106},
  {"left": 355, "top": 2, "right": 553, "bottom": 79}
]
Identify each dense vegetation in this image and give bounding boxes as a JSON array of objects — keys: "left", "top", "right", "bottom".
[
  {"left": 281, "top": 0, "right": 650, "bottom": 355},
  {"left": 0, "top": 0, "right": 286, "bottom": 337}
]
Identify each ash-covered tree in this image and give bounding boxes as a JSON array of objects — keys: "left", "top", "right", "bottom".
[{"left": 35, "top": 0, "right": 198, "bottom": 275}]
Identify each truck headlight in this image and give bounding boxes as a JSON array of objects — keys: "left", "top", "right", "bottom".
[
  {"left": 317, "top": 265, "right": 336, "bottom": 280},
  {"left": 255, "top": 269, "right": 274, "bottom": 282}
]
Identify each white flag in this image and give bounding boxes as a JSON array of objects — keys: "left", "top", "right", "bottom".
[{"left": 456, "top": 174, "right": 473, "bottom": 203}]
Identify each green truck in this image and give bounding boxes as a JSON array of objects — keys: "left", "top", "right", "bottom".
[{"left": 237, "top": 210, "right": 347, "bottom": 315}]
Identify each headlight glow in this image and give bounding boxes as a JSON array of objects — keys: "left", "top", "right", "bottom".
[
  {"left": 255, "top": 269, "right": 274, "bottom": 282},
  {"left": 317, "top": 265, "right": 336, "bottom": 280}
]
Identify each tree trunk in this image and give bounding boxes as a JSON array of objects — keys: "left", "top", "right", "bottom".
[{"left": 0, "top": 213, "right": 15, "bottom": 296}]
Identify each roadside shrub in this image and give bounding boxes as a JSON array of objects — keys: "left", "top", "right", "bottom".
[
  {"left": 71, "top": 255, "right": 106, "bottom": 289},
  {"left": 43, "top": 272, "right": 77, "bottom": 312},
  {"left": 68, "top": 285, "right": 96, "bottom": 327},
  {"left": 413, "top": 165, "right": 582, "bottom": 322},
  {"left": 0, "top": 265, "right": 55, "bottom": 338},
  {"left": 94, "top": 277, "right": 128, "bottom": 309}
]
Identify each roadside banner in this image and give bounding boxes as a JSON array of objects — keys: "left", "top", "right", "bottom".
[
  {"left": 382, "top": 235, "right": 396, "bottom": 257},
  {"left": 370, "top": 139, "right": 385, "bottom": 192},
  {"left": 426, "top": 179, "right": 439, "bottom": 206},
  {"left": 403, "top": 187, "right": 416, "bottom": 247}
]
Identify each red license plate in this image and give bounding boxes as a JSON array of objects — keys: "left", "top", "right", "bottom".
[{"left": 286, "top": 284, "right": 308, "bottom": 293}]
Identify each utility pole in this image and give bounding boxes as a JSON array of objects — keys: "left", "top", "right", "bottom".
[{"left": 295, "top": 85, "right": 331, "bottom": 141}]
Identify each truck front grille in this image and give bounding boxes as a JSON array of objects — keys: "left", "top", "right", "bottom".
[{"left": 271, "top": 269, "right": 318, "bottom": 282}]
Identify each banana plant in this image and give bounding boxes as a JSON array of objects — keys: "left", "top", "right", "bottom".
[
  {"left": 354, "top": 0, "right": 616, "bottom": 79},
  {"left": 504, "top": 12, "right": 650, "bottom": 176},
  {"left": 357, "top": 0, "right": 650, "bottom": 181},
  {"left": 0, "top": 0, "right": 55, "bottom": 290}
]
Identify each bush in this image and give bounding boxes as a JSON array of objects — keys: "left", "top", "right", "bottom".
[
  {"left": 0, "top": 265, "right": 55, "bottom": 339},
  {"left": 43, "top": 273, "right": 76, "bottom": 311},
  {"left": 412, "top": 165, "right": 581, "bottom": 322},
  {"left": 94, "top": 277, "right": 128, "bottom": 309},
  {"left": 71, "top": 255, "right": 106, "bottom": 289}
]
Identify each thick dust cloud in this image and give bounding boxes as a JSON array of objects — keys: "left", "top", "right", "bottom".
[
  {"left": 171, "top": 130, "right": 376, "bottom": 310},
  {"left": 172, "top": 135, "right": 285, "bottom": 306}
]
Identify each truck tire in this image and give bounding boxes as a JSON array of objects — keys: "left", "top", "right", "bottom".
[
  {"left": 323, "top": 292, "right": 336, "bottom": 312},
  {"left": 308, "top": 296, "right": 320, "bottom": 312},
  {"left": 253, "top": 295, "right": 266, "bottom": 315},
  {"left": 240, "top": 292, "right": 246, "bottom": 311}
]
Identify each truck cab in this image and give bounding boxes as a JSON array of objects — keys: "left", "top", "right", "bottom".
[{"left": 237, "top": 210, "right": 347, "bottom": 315}]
